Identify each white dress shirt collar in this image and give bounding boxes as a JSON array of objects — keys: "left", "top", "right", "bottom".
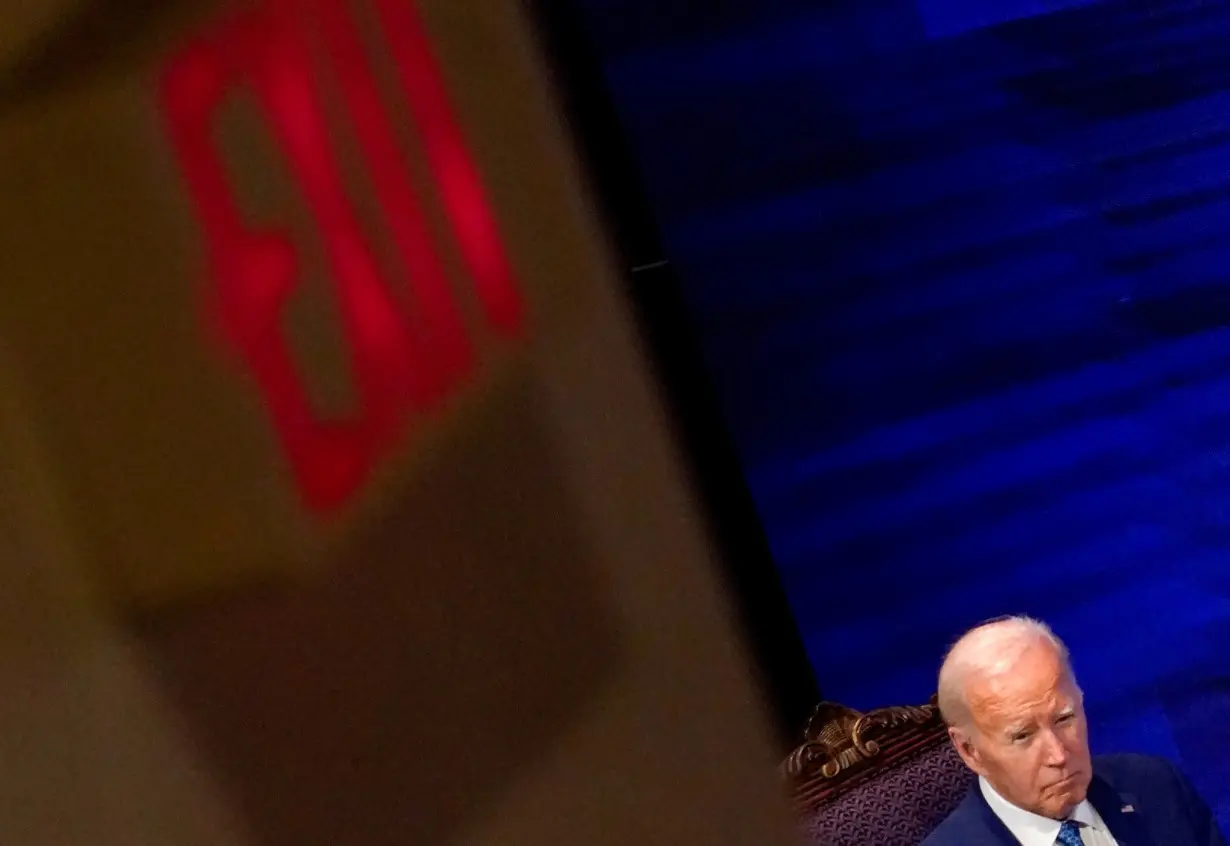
[{"left": 979, "top": 776, "right": 1107, "bottom": 846}]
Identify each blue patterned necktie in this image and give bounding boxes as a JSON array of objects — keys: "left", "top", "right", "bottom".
[{"left": 1056, "top": 820, "right": 1085, "bottom": 846}]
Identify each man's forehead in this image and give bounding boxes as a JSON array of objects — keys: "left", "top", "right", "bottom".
[{"left": 966, "top": 667, "right": 1072, "bottom": 718}]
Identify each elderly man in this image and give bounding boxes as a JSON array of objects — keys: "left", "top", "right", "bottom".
[{"left": 922, "top": 616, "right": 1225, "bottom": 846}]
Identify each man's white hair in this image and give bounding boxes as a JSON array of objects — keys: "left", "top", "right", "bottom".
[{"left": 936, "top": 615, "right": 1076, "bottom": 728}]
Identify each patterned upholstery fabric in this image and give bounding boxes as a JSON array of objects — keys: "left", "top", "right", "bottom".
[{"left": 796, "top": 738, "right": 972, "bottom": 846}]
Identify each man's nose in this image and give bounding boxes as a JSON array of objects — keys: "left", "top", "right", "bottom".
[{"left": 1040, "top": 730, "right": 1069, "bottom": 766}]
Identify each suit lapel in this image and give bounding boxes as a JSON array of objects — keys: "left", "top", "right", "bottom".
[
  {"left": 964, "top": 786, "right": 1030, "bottom": 846},
  {"left": 1087, "top": 775, "right": 1158, "bottom": 846}
]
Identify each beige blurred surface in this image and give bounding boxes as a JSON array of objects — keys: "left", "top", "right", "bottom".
[
  {"left": 0, "top": 35, "right": 317, "bottom": 608},
  {"left": 138, "top": 360, "right": 622, "bottom": 846},
  {"left": 0, "top": 0, "right": 83, "bottom": 75},
  {"left": 0, "top": 1, "right": 802, "bottom": 844},
  {"left": 0, "top": 349, "right": 249, "bottom": 846}
]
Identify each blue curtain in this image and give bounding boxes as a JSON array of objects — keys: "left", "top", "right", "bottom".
[{"left": 573, "top": 0, "right": 1230, "bottom": 824}]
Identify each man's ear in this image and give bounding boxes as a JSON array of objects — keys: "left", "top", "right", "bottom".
[{"left": 949, "top": 726, "right": 986, "bottom": 776}]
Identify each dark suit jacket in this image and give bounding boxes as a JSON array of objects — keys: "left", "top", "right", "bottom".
[{"left": 921, "top": 753, "right": 1226, "bottom": 846}]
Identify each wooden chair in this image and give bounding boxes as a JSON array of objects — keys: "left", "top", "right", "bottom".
[{"left": 781, "top": 696, "right": 973, "bottom": 845}]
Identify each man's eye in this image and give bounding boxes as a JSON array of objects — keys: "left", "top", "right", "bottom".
[
  {"left": 1010, "top": 731, "right": 1033, "bottom": 744},
  {"left": 1057, "top": 713, "right": 1074, "bottom": 724}
]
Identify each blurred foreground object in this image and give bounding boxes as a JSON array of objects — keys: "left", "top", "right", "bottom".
[
  {"left": 0, "top": 0, "right": 84, "bottom": 75},
  {"left": 0, "top": 0, "right": 798, "bottom": 844}
]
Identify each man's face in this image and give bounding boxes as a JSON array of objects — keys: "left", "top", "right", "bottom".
[{"left": 949, "top": 643, "right": 1092, "bottom": 819}]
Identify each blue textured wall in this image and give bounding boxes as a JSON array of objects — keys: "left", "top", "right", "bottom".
[{"left": 572, "top": 0, "right": 1230, "bottom": 824}]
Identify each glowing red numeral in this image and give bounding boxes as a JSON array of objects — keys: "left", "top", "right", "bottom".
[{"left": 160, "top": 0, "right": 523, "bottom": 514}]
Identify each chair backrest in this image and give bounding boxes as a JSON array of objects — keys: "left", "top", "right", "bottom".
[{"left": 781, "top": 696, "right": 973, "bottom": 846}]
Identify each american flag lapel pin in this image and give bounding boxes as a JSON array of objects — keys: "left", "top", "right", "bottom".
[{"left": 1121, "top": 804, "right": 1135, "bottom": 814}]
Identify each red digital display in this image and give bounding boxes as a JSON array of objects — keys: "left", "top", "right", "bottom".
[{"left": 160, "top": 0, "right": 523, "bottom": 515}]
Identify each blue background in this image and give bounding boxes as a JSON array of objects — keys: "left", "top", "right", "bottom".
[{"left": 570, "top": 0, "right": 1230, "bottom": 825}]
